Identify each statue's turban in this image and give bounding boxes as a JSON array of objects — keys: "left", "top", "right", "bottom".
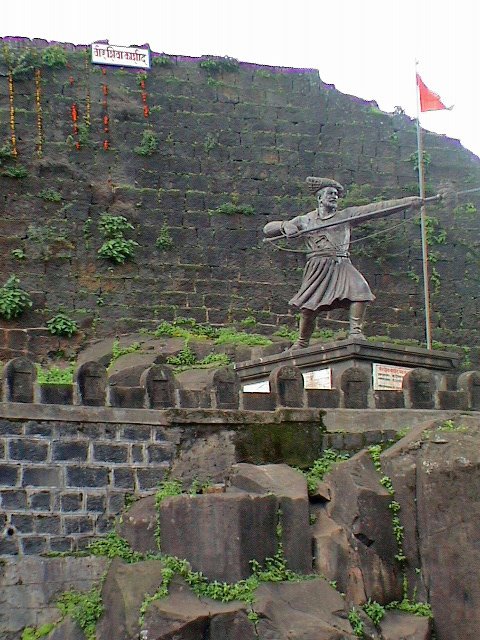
[{"left": 305, "top": 176, "right": 345, "bottom": 196}]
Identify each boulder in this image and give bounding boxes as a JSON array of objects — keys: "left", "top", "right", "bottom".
[
  {"left": 46, "top": 616, "right": 84, "bottom": 640},
  {"left": 117, "top": 495, "right": 158, "bottom": 554},
  {"left": 381, "top": 415, "right": 480, "bottom": 640},
  {"left": 96, "top": 558, "right": 165, "bottom": 640},
  {"left": 228, "top": 463, "right": 312, "bottom": 574},
  {"left": 158, "top": 493, "right": 278, "bottom": 582},
  {"left": 312, "top": 449, "right": 403, "bottom": 604},
  {"left": 379, "top": 610, "right": 432, "bottom": 640},
  {"left": 254, "top": 579, "right": 361, "bottom": 639},
  {"left": 142, "top": 575, "right": 255, "bottom": 640}
]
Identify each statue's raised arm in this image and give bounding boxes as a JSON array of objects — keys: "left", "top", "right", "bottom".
[{"left": 263, "top": 177, "right": 426, "bottom": 350}]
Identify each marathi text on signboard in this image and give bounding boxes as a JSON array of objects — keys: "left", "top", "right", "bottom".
[
  {"left": 372, "top": 363, "right": 412, "bottom": 390},
  {"left": 302, "top": 369, "right": 332, "bottom": 390},
  {"left": 91, "top": 43, "right": 150, "bottom": 69}
]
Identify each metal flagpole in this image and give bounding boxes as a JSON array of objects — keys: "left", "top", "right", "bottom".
[{"left": 415, "top": 61, "right": 433, "bottom": 350}]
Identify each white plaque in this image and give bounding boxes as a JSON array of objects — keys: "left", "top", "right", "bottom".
[
  {"left": 242, "top": 380, "right": 270, "bottom": 394},
  {"left": 372, "top": 363, "right": 411, "bottom": 390},
  {"left": 303, "top": 369, "right": 332, "bottom": 390},
  {"left": 91, "top": 43, "right": 151, "bottom": 69}
]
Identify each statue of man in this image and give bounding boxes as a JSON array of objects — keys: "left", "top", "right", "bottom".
[{"left": 263, "top": 177, "right": 424, "bottom": 349}]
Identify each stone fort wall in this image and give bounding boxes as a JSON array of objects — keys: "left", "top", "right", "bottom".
[{"left": 0, "top": 38, "right": 478, "bottom": 364}]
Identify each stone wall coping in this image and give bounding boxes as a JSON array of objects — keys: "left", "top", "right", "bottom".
[
  {"left": 0, "top": 402, "right": 325, "bottom": 426},
  {"left": 234, "top": 338, "right": 460, "bottom": 382}
]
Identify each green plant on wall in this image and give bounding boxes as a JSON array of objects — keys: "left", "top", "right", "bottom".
[
  {"left": 155, "top": 222, "right": 174, "bottom": 250},
  {"left": 2, "top": 164, "right": 28, "bottom": 179},
  {"left": 409, "top": 150, "right": 431, "bottom": 173},
  {"left": 41, "top": 46, "right": 67, "bottom": 68},
  {"left": 135, "top": 129, "right": 159, "bottom": 156},
  {"left": 97, "top": 214, "right": 139, "bottom": 264},
  {"left": 46, "top": 313, "right": 78, "bottom": 337},
  {"left": 39, "top": 188, "right": 62, "bottom": 202},
  {"left": 0, "top": 143, "right": 13, "bottom": 166},
  {"left": 0, "top": 276, "right": 32, "bottom": 320},
  {"left": 199, "top": 55, "right": 239, "bottom": 74},
  {"left": 2, "top": 45, "right": 38, "bottom": 78},
  {"left": 152, "top": 54, "right": 173, "bottom": 66},
  {"left": 210, "top": 193, "right": 254, "bottom": 216}
]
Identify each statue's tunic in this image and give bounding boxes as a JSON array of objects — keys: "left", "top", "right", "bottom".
[{"left": 288, "top": 207, "right": 375, "bottom": 311}]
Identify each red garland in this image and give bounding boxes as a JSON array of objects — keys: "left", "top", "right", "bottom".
[{"left": 138, "top": 73, "right": 149, "bottom": 118}]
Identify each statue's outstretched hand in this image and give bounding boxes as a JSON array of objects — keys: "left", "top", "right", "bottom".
[{"left": 282, "top": 221, "right": 299, "bottom": 237}]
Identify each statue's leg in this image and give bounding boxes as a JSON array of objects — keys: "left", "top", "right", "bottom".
[
  {"left": 291, "top": 309, "right": 317, "bottom": 350},
  {"left": 349, "top": 301, "right": 367, "bottom": 339}
]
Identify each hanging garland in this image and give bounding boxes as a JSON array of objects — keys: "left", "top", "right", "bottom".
[
  {"left": 34, "top": 68, "right": 44, "bottom": 157},
  {"left": 138, "top": 73, "right": 149, "bottom": 118},
  {"left": 70, "top": 102, "right": 80, "bottom": 150},
  {"left": 84, "top": 50, "right": 91, "bottom": 128},
  {"left": 7, "top": 71, "right": 18, "bottom": 157},
  {"left": 101, "top": 68, "right": 110, "bottom": 150}
]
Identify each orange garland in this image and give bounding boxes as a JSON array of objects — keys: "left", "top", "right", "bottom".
[
  {"left": 139, "top": 74, "right": 149, "bottom": 118},
  {"left": 34, "top": 68, "right": 44, "bottom": 157},
  {"left": 70, "top": 103, "right": 80, "bottom": 150},
  {"left": 101, "top": 68, "right": 110, "bottom": 150},
  {"left": 7, "top": 72, "right": 17, "bottom": 157}
]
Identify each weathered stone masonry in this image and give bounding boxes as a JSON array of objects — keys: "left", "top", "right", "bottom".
[{"left": 0, "top": 38, "right": 479, "bottom": 364}]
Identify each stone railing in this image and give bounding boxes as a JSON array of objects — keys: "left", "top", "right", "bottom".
[{"left": 2, "top": 357, "right": 479, "bottom": 412}]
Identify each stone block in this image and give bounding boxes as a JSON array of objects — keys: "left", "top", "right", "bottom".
[
  {"left": 76, "top": 361, "right": 107, "bottom": 407},
  {"left": 403, "top": 368, "right": 435, "bottom": 409},
  {"left": 3, "top": 357, "right": 36, "bottom": 403},
  {"left": 136, "top": 467, "right": 167, "bottom": 490},
  {"left": 109, "top": 385, "right": 146, "bottom": 408},
  {"left": 30, "top": 491, "right": 52, "bottom": 511},
  {"left": 306, "top": 389, "right": 340, "bottom": 408},
  {"left": 374, "top": 390, "right": 405, "bottom": 409},
  {"left": 60, "top": 493, "right": 84, "bottom": 512},
  {"left": 141, "top": 364, "right": 176, "bottom": 409},
  {"left": 211, "top": 367, "right": 240, "bottom": 409},
  {"left": 457, "top": 371, "right": 480, "bottom": 410},
  {"left": 86, "top": 494, "right": 106, "bottom": 512},
  {"left": 66, "top": 466, "right": 109, "bottom": 488},
  {"left": 379, "top": 610, "right": 432, "bottom": 640},
  {"left": 113, "top": 468, "right": 135, "bottom": 489},
  {"left": 23, "top": 466, "right": 62, "bottom": 487},
  {"left": 228, "top": 463, "right": 311, "bottom": 574},
  {"left": 0, "top": 489, "right": 27, "bottom": 509},
  {"left": 118, "top": 495, "right": 158, "bottom": 554},
  {"left": 438, "top": 390, "right": 468, "bottom": 410},
  {"left": 22, "top": 536, "right": 48, "bottom": 554},
  {"left": 39, "top": 384, "right": 73, "bottom": 405},
  {"left": 0, "top": 464, "right": 19, "bottom": 486},
  {"left": 93, "top": 443, "right": 128, "bottom": 463},
  {"left": 52, "top": 441, "right": 89, "bottom": 462},
  {"left": 35, "top": 515, "right": 61, "bottom": 535},
  {"left": 63, "top": 515, "right": 94, "bottom": 535},
  {"left": 9, "top": 439, "right": 48, "bottom": 462},
  {"left": 269, "top": 365, "right": 305, "bottom": 408},
  {"left": 159, "top": 493, "right": 278, "bottom": 582},
  {"left": 176, "top": 388, "right": 211, "bottom": 408},
  {"left": 341, "top": 367, "right": 370, "bottom": 408},
  {"left": 241, "top": 392, "right": 275, "bottom": 411}
]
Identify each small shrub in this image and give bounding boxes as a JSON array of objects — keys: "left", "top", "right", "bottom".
[
  {"left": 36, "top": 364, "right": 74, "bottom": 385},
  {"left": 41, "top": 46, "right": 67, "bottom": 68},
  {"left": 135, "top": 129, "right": 159, "bottom": 156},
  {"left": 409, "top": 150, "right": 431, "bottom": 173},
  {"left": 87, "top": 531, "right": 144, "bottom": 563},
  {"left": 305, "top": 450, "right": 350, "bottom": 493},
  {"left": 98, "top": 238, "right": 138, "bottom": 264},
  {"left": 152, "top": 55, "right": 173, "bottom": 66},
  {"left": 214, "top": 329, "right": 272, "bottom": 347},
  {"left": 46, "top": 313, "right": 78, "bottom": 337},
  {"left": 109, "top": 339, "right": 141, "bottom": 367},
  {"left": 0, "top": 143, "right": 13, "bottom": 165},
  {"left": 39, "top": 188, "right": 62, "bottom": 202},
  {"left": 98, "top": 214, "right": 134, "bottom": 238},
  {"left": 363, "top": 599, "right": 386, "bottom": 625},
  {"left": 2, "top": 164, "right": 28, "bottom": 179},
  {"left": 57, "top": 587, "right": 103, "bottom": 640},
  {"left": 211, "top": 201, "right": 254, "bottom": 216},
  {"left": 0, "top": 275, "right": 32, "bottom": 320},
  {"left": 199, "top": 55, "right": 239, "bottom": 74},
  {"left": 21, "top": 623, "right": 55, "bottom": 640},
  {"left": 155, "top": 222, "right": 173, "bottom": 250},
  {"left": 348, "top": 608, "right": 364, "bottom": 637},
  {"left": 11, "top": 248, "right": 25, "bottom": 260}
]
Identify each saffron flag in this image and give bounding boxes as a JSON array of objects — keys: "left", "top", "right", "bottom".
[{"left": 416, "top": 73, "right": 449, "bottom": 112}]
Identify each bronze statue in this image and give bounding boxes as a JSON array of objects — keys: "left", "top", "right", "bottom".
[{"left": 263, "top": 177, "right": 424, "bottom": 349}]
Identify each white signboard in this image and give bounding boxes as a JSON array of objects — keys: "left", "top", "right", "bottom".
[
  {"left": 91, "top": 43, "right": 151, "bottom": 69},
  {"left": 242, "top": 381, "right": 270, "bottom": 394},
  {"left": 303, "top": 369, "right": 332, "bottom": 390},
  {"left": 373, "top": 363, "right": 412, "bottom": 390}
]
